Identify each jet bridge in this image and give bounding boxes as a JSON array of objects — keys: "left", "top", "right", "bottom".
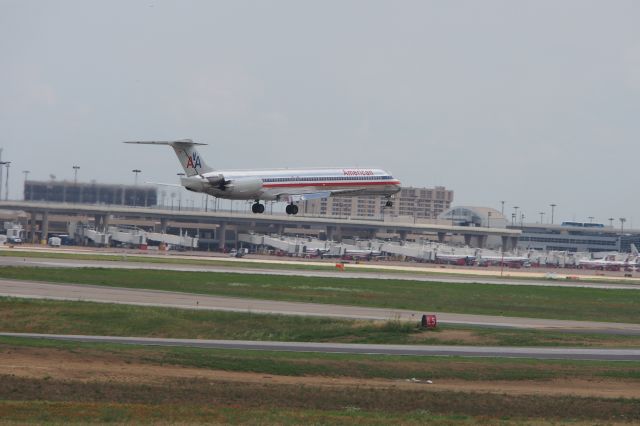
[{"left": 146, "top": 231, "right": 198, "bottom": 248}]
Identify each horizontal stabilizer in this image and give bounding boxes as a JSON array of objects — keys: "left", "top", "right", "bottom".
[{"left": 124, "top": 139, "right": 207, "bottom": 146}]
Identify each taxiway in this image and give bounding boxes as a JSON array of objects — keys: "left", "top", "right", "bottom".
[{"left": 2, "top": 332, "right": 639, "bottom": 361}]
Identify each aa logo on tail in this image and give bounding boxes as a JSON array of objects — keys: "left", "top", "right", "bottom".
[{"left": 186, "top": 152, "right": 202, "bottom": 169}]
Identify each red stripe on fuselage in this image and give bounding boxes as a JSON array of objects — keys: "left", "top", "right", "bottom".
[{"left": 262, "top": 180, "right": 401, "bottom": 188}]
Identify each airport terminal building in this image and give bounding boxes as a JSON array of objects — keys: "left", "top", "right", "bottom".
[
  {"left": 513, "top": 222, "right": 640, "bottom": 253},
  {"left": 24, "top": 180, "right": 157, "bottom": 207}
]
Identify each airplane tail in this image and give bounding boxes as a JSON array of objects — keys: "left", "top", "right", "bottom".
[
  {"left": 124, "top": 139, "right": 214, "bottom": 177},
  {"left": 631, "top": 243, "right": 639, "bottom": 256}
]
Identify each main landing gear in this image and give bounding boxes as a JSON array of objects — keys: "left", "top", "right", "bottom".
[
  {"left": 285, "top": 203, "right": 299, "bottom": 215},
  {"left": 251, "top": 202, "right": 265, "bottom": 214},
  {"left": 385, "top": 199, "right": 393, "bottom": 208}
]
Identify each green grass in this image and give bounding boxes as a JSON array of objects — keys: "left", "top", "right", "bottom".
[
  {"left": 0, "top": 297, "right": 419, "bottom": 344},
  {"left": 0, "top": 389, "right": 638, "bottom": 424},
  {"left": 0, "top": 401, "right": 490, "bottom": 426},
  {"left": 1, "top": 265, "right": 640, "bottom": 323},
  {"left": 3, "top": 297, "right": 640, "bottom": 347}
]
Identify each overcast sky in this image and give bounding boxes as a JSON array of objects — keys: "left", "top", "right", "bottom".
[{"left": 1, "top": 1, "right": 639, "bottom": 224}]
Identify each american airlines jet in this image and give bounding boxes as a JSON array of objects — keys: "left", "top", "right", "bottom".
[{"left": 125, "top": 139, "right": 401, "bottom": 215}]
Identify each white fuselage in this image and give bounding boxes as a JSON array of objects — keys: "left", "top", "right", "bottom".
[{"left": 183, "top": 167, "right": 401, "bottom": 201}]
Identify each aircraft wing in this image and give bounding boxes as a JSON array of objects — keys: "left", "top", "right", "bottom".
[
  {"left": 144, "top": 181, "right": 183, "bottom": 188},
  {"left": 327, "top": 188, "right": 370, "bottom": 197},
  {"left": 285, "top": 191, "right": 332, "bottom": 203},
  {"left": 277, "top": 188, "right": 368, "bottom": 203}
]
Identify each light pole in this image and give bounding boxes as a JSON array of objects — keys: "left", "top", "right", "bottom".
[
  {"left": 550, "top": 204, "right": 556, "bottom": 225},
  {"left": 177, "top": 173, "right": 184, "bottom": 211},
  {"left": 4, "top": 161, "right": 10, "bottom": 200},
  {"left": 132, "top": 169, "right": 141, "bottom": 185},
  {"left": 609, "top": 217, "right": 615, "bottom": 227},
  {"left": 500, "top": 200, "right": 505, "bottom": 216},
  {"left": 619, "top": 217, "right": 627, "bottom": 252},
  {"left": 0, "top": 161, "right": 10, "bottom": 201},
  {"left": 539, "top": 211, "right": 545, "bottom": 224},
  {"left": 73, "top": 165, "right": 80, "bottom": 184},
  {"left": 22, "top": 170, "right": 30, "bottom": 201},
  {"left": 588, "top": 216, "right": 594, "bottom": 223},
  {"left": 0, "top": 149, "right": 3, "bottom": 200},
  {"left": 130, "top": 169, "right": 142, "bottom": 206},
  {"left": 513, "top": 206, "right": 519, "bottom": 226}
]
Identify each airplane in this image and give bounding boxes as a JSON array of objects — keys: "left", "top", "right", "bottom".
[
  {"left": 125, "top": 139, "right": 401, "bottom": 215},
  {"left": 434, "top": 252, "right": 476, "bottom": 265},
  {"left": 476, "top": 253, "right": 530, "bottom": 268},
  {"left": 577, "top": 255, "right": 639, "bottom": 271},
  {"left": 342, "top": 248, "right": 383, "bottom": 260}
]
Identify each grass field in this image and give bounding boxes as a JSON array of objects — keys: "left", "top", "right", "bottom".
[
  {"left": 1, "top": 380, "right": 638, "bottom": 425},
  {"left": 3, "top": 297, "right": 640, "bottom": 347},
  {"left": 1, "top": 338, "right": 639, "bottom": 424},
  {"left": 0, "top": 401, "right": 495, "bottom": 425},
  {"left": 2, "top": 258, "right": 639, "bottom": 424},
  {"left": 1, "top": 265, "right": 639, "bottom": 323}
]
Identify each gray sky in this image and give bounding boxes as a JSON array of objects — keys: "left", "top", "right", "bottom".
[{"left": 1, "top": 0, "right": 639, "bottom": 224}]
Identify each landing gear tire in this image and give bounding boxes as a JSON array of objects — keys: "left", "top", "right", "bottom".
[
  {"left": 251, "top": 203, "right": 265, "bottom": 214},
  {"left": 286, "top": 204, "right": 299, "bottom": 215},
  {"left": 385, "top": 200, "right": 393, "bottom": 208}
]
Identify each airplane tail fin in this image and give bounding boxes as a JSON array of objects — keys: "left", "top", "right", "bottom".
[
  {"left": 631, "top": 243, "right": 639, "bottom": 256},
  {"left": 124, "top": 139, "right": 214, "bottom": 177}
]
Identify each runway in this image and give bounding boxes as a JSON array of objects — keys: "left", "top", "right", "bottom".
[
  {"left": 1, "top": 254, "right": 639, "bottom": 291},
  {"left": 2, "top": 332, "right": 639, "bottom": 361},
  {"left": 2, "top": 279, "right": 640, "bottom": 334}
]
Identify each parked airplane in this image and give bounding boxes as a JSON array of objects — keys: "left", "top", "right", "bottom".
[
  {"left": 476, "top": 254, "right": 530, "bottom": 268},
  {"left": 125, "top": 140, "right": 401, "bottom": 215},
  {"left": 575, "top": 245, "right": 639, "bottom": 271},
  {"left": 434, "top": 253, "right": 476, "bottom": 265},
  {"left": 577, "top": 256, "right": 639, "bottom": 271},
  {"left": 343, "top": 249, "right": 383, "bottom": 260}
]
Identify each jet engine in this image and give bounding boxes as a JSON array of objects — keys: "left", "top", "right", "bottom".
[
  {"left": 220, "top": 177, "right": 263, "bottom": 197},
  {"left": 180, "top": 176, "right": 208, "bottom": 192}
]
